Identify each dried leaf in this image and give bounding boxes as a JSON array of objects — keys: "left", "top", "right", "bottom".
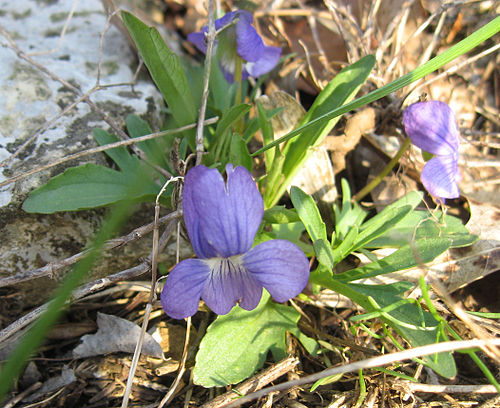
[
  {"left": 73, "top": 312, "right": 163, "bottom": 358},
  {"left": 23, "top": 367, "right": 76, "bottom": 403}
]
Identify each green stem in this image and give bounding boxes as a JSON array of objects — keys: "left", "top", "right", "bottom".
[
  {"left": 353, "top": 137, "right": 411, "bottom": 202},
  {"left": 234, "top": 57, "right": 244, "bottom": 135},
  {"left": 254, "top": 15, "right": 500, "bottom": 156}
]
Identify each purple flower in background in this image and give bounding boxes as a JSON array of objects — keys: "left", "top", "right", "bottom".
[
  {"left": 188, "top": 10, "right": 281, "bottom": 83},
  {"left": 403, "top": 101, "right": 460, "bottom": 200},
  {"left": 161, "top": 164, "right": 310, "bottom": 319}
]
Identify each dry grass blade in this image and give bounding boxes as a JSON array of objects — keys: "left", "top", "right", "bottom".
[
  {"left": 225, "top": 339, "right": 500, "bottom": 408},
  {"left": 200, "top": 357, "right": 299, "bottom": 408}
]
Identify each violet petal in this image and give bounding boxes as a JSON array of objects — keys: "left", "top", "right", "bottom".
[
  {"left": 245, "top": 46, "right": 281, "bottom": 78},
  {"left": 160, "top": 259, "right": 211, "bottom": 319},
  {"left": 242, "top": 240, "right": 310, "bottom": 303},
  {"left": 184, "top": 165, "right": 263, "bottom": 258},
  {"left": 235, "top": 12, "right": 264, "bottom": 62},
  {"left": 187, "top": 31, "right": 208, "bottom": 54},
  {"left": 201, "top": 257, "right": 263, "bottom": 315},
  {"left": 403, "top": 101, "right": 459, "bottom": 155},
  {"left": 421, "top": 154, "right": 460, "bottom": 199},
  {"left": 219, "top": 63, "right": 250, "bottom": 83},
  {"left": 187, "top": 11, "right": 239, "bottom": 54},
  {"left": 182, "top": 166, "right": 219, "bottom": 259},
  {"left": 214, "top": 10, "right": 239, "bottom": 30}
]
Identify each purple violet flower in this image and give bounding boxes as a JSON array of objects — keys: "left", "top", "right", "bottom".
[
  {"left": 187, "top": 10, "right": 282, "bottom": 83},
  {"left": 403, "top": 101, "right": 460, "bottom": 200},
  {"left": 161, "top": 164, "right": 310, "bottom": 319}
]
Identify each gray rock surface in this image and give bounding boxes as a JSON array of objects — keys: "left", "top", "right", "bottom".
[{"left": 0, "top": 0, "right": 185, "bottom": 305}]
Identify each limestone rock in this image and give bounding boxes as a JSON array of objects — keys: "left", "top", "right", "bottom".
[{"left": 0, "top": 0, "right": 184, "bottom": 306}]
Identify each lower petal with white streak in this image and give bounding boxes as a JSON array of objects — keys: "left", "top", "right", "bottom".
[{"left": 201, "top": 256, "right": 263, "bottom": 315}]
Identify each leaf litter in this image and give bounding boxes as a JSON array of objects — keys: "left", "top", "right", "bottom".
[{"left": 1, "top": 0, "right": 499, "bottom": 407}]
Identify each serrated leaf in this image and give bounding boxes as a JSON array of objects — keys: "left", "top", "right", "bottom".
[
  {"left": 313, "top": 239, "right": 336, "bottom": 270},
  {"left": 193, "top": 292, "right": 317, "bottom": 387},
  {"left": 352, "top": 192, "right": 423, "bottom": 250},
  {"left": 290, "top": 186, "right": 327, "bottom": 242},
  {"left": 330, "top": 225, "right": 359, "bottom": 267},
  {"left": 22, "top": 163, "right": 160, "bottom": 213}
]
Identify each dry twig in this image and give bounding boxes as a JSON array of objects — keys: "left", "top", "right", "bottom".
[{"left": 225, "top": 339, "right": 500, "bottom": 408}]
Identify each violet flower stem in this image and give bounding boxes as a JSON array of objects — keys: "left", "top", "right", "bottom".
[
  {"left": 234, "top": 57, "right": 244, "bottom": 134},
  {"left": 195, "top": 0, "right": 216, "bottom": 166},
  {"left": 353, "top": 137, "right": 412, "bottom": 202}
]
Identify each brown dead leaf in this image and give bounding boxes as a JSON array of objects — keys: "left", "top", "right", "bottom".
[
  {"left": 325, "top": 107, "right": 376, "bottom": 173},
  {"left": 256, "top": 91, "right": 306, "bottom": 139},
  {"left": 443, "top": 199, "right": 500, "bottom": 293}
]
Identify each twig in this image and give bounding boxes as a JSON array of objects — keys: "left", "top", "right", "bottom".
[
  {"left": 158, "top": 182, "right": 191, "bottom": 407},
  {"left": 0, "top": 118, "right": 218, "bottom": 189},
  {"left": 27, "top": 0, "right": 79, "bottom": 57},
  {"left": 0, "top": 210, "right": 182, "bottom": 288},
  {"left": 195, "top": 0, "right": 216, "bottom": 165},
  {"left": 254, "top": 9, "right": 331, "bottom": 20},
  {"left": 0, "top": 24, "right": 130, "bottom": 148},
  {"left": 2, "top": 381, "right": 42, "bottom": 408},
  {"left": 200, "top": 357, "right": 299, "bottom": 408},
  {"left": 374, "top": 0, "right": 416, "bottom": 67},
  {"left": 225, "top": 339, "right": 500, "bottom": 408},
  {"left": 395, "top": 381, "right": 499, "bottom": 394},
  {"left": 0, "top": 217, "right": 179, "bottom": 345},
  {"left": 418, "top": 10, "right": 447, "bottom": 67},
  {"left": 158, "top": 316, "right": 192, "bottom": 407},
  {"left": 121, "top": 177, "right": 182, "bottom": 408},
  {"left": 409, "top": 42, "right": 500, "bottom": 100}
]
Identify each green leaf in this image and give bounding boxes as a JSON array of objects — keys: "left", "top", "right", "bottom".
[
  {"left": 193, "top": 292, "right": 317, "bottom": 387},
  {"left": 214, "top": 104, "right": 252, "bottom": 141},
  {"left": 256, "top": 16, "right": 500, "bottom": 156},
  {"left": 263, "top": 206, "right": 300, "bottom": 224},
  {"left": 121, "top": 12, "right": 196, "bottom": 145},
  {"left": 335, "top": 238, "right": 452, "bottom": 283},
  {"left": 22, "top": 163, "right": 160, "bottom": 213},
  {"left": 290, "top": 186, "right": 327, "bottom": 242},
  {"left": 351, "top": 282, "right": 456, "bottom": 378},
  {"left": 352, "top": 192, "right": 422, "bottom": 249},
  {"left": 329, "top": 225, "right": 359, "bottom": 267},
  {"left": 125, "top": 114, "right": 170, "bottom": 170},
  {"left": 229, "top": 133, "right": 252, "bottom": 172},
  {"left": 264, "top": 56, "right": 375, "bottom": 207},
  {"left": 93, "top": 128, "right": 140, "bottom": 172},
  {"left": 334, "top": 181, "right": 367, "bottom": 241},
  {"left": 208, "top": 57, "right": 238, "bottom": 112},
  {"left": 367, "top": 211, "right": 478, "bottom": 248},
  {"left": 256, "top": 100, "right": 276, "bottom": 169},
  {"left": 313, "top": 238, "right": 337, "bottom": 270},
  {"left": 309, "top": 272, "right": 456, "bottom": 378}
]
